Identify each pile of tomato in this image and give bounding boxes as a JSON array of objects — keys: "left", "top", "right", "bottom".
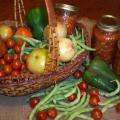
[{"left": 0, "top": 25, "right": 32, "bottom": 77}]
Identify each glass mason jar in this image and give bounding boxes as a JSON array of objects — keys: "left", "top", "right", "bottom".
[
  {"left": 112, "top": 40, "right": 120, "bottom": 76},
  {"left": 92, "top": 15, "right": 120, "bottom": 64},
  {"left": 55, "top": 3, "right": 79, "bottom": 35}
]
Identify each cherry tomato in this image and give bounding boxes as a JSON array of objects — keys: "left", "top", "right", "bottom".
[
  {"left": 22, "top": 53, "right": 28, "bottom": 62},
  {"left": 11, "top": 70, "right": 20, "bottom": 76},
  {"left": 29, "top": 97, "right": 40, "bottom": 108},
  {"left": 89, "top": 95, "right": 100, "bottom": 106},
  {"left": 0, "top": 40, "right": 7, "bottom": 58},
  {"left": 21, "top": 62, "right": 26, "bottom": 70},
  {"left": 12, "top": 60, "right": 22, "bottom": 70},
  {"left": 0, "top": 58, "right": 6, "bottom": 65},
  {"left": 67, "top": 93, "right": 77, "bottom": 102},
  {"left": 4, "top": 65, "right": 12, "bottom": 75},
  {"left": 73, "top": 69, "right": 82, "bottom": 79},
  {"left": 47, "top": 108, "right": 58, "bottom": 118},
  {"left": 91, "top": 108, "right": 103, "bottom": 120},
  {"left": 36, "top": 111, "right": 47, "bottom": 120},
  {"left": 6, "top": 39, "right": 15, "bottom": 48},
  {"left": 13, "top": 53, "right": 19, "bottom": 60},
  {"left": 90, "top": 88, "right": 99, "bottom": 96},
  {"left": 15, "top": 26, "right": 32, "bottom": 46},
  {"left": 116, "top": 103, "right": 120, "bottom": 112},
  {"left": 0, "top": 70, "right": 6, "bottom": 77},
  {"left": 78, "top": 81, "right": 88, "bottom": 91},
  {"left": 14, "top": 45, "right": 21, "bottom": 53},
  {"left": 4, "top": 53, "right": 13, "bottom": 63}
]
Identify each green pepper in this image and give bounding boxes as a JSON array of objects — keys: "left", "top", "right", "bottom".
[
  {"left": 26, "top": 7, "right": 48, "bottom": 40},
  {"left": 83, "top": 57, "right": 120, "bottom": 92}
]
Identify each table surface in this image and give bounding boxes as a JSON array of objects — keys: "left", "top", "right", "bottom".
[{"left": 0, "top": 0, "right": 120, "bottom": 120}]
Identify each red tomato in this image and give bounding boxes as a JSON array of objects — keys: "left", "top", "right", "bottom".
[
  {"left": 0, "top": 40, "right": 7, "bottom": 58},
  {"left": 78, "top": 81, "right": 88, "bottom": 91},
  {"left": 0, "top": 58, "right": 6, "bottom": 65},
  {"left": 29, "top": 97, "right": 40, "bottom": 108},
  {"left": 11, "top": 70, "right": 20, "bottom": 76},
  {"left": 6, "top": 39, "right": 15, "bottom": 48},
  {"left": 73, "top": 69, "right": 82, "bottom": 79},
  {"left": 14, "top": 45, "right": 21, "bottom": 53},
  {"left": 22, "top": 53, "right": 28, "bottom": 62},
  {"left": 13, "top": 53, "right": 19, "bottom": 60},
  {"left": 21, "top": 62, "right": 26, "bottom": 70},
  {"left": 89, "top": 95, "right": 100, "bottom": 106},
  {"left": 4, "top": 53, "right": 13, "bottom": 63},
  {"left": 91, "top": 108, "right": 103, "bottom": 120},
  {"left": 0, "top": 70, "right": 6, "bottom": 77},
  {"left": 36, "top": 111, "right": 47, "bottom": 120},
  {"left": 116, "top": 103, "right": 120, "bottom": 112},
  {"left": 15, "top": 26, "right": 32, "bottom": 46},
  {"left": 90, "top": 88, "right": 99, "bottom": 96},
  {"left": 47, "top": 108, "right": 58, "bottom": 118},
  {"left": 67, "top": 93, "right": 77, "bottom": 102},
  {"left": 12, "top": 60, "right": 22, "bottom": 70},
  {"left": 4, "top": 65, "right": 12, "bottom": 75}
]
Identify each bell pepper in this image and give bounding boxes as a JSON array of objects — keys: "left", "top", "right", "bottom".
[
  {"left": 26, "top": 7, "right": 48, "bottom": 40},
  {"left": 83, "top": 57, "right": 120, "bottom": 92}
]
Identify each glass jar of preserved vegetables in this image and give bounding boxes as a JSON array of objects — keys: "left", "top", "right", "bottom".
[
  {"left": 92, "top": 15, "right": 120, "bottom": 64},
  {"left": 112, "top": 40, "right": 120, "bottom": 76},
  {"left": 55, "top": 3, "right": 79, "bottom": 35}
]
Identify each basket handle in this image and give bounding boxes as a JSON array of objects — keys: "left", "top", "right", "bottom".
[
  {"left": 44, "top": 0, "right": 59, "bottom": 72},
  {"left": 14, "top": 0, "right": 26, "bottom": 27}
]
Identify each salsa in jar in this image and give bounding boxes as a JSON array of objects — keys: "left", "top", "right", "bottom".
[
  {"left": 55, "top": 3, "right": 79, "bottom": 35},
  {"left": 112, "top": 40, "right": 120, "bottom": 76},
  {"left": 92, "top": 15, "right": 120, "bottom": 64}
]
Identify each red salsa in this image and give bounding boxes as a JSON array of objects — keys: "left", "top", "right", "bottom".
[{"left": 92, "top": 15, "right": 120, "bottom": 64}]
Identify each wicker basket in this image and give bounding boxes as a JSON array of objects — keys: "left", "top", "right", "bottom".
[{"left": 0, "top": 20, "right": 90, "bottom": 96}]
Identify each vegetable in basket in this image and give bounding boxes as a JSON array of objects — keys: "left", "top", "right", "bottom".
[
  {"left": 26, "top": 7, "right": 48, "bottom": 40},
  {"left": 83, "top": 56, "right": 120, "bottom": 92}
]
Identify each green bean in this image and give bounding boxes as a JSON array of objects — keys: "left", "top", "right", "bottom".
[
  {"left": 102, "top": 103, "right": 115, "bottom": 113},
  {"left": 64, "top": 87, "right": 77, "bottom": 98},
  {"left": 58, "top": 87, "right": 81, "bottom": 107},
  {"left": 68, "top": 108, "right": 93, "bottom": 120},
  {"left": 54, "top": 112, "right": 68, "bottom": 120},
  {"left": 28, "top": 84, "right": 60, "bottom": 120},
  {"left": 99, "top": 95, "right": 120, "bottom": 106},
  {"left": 20, "top": 42, "right": 26, "bottom": 62},
  {"left": 77, "top": 114, "right": 94, "bottom": 120},
  {"left": 100, "top": 80, "right": 120, "bottom": 97},
  {"left": 81, "top": 94, "right": 90, "bottom": 108}
]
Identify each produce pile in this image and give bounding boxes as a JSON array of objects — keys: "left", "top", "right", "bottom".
[{"left": 27, "top": 57, "right": 120, "bottom": 120}]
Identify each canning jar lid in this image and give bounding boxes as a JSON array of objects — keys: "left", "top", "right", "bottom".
[
  {"left": 97, "top": 15, "right": 120, "bottom": 32},
  {"left": 55, "top": 3, "right": 79, "bottom": 12}
]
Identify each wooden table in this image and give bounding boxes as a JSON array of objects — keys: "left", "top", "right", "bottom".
[{"left": 0, "top": 0, "right": 120, "bottom": 120}]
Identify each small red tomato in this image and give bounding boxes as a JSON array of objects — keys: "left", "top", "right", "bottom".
[
  {"left": 67, "top": 93, "right": 77, "bottom": 102},
  {"left": 4, "top": 65, "right": 12, "bottom": 75},
  {"left": 14, "top": 44, "right": 21, "bottom": 53},
  {"left": 4, "top": 53, "right": 13, "bottom": 63},
  {"left": 0, "top": 70, "right": 6, "bottom": 77},
  {"left": 12, "top": 60, "right": 22, "bottom": 70},
  {"left": 89, "top": 95, "right": 100, "bottom": 106},
  {"left": 6, "top": 39, "right": 15, "bottom": 48},
  {"left": 78, "top": 81, "right": 88, "bottom": 91},
  {"left": 29, "top": 97, "right": 40, "bottom": 108},
  {"left": 0, "top": 58, "right": 6, "bottom": 65},
  {"left": 47, "top": 108, "right": 58, "bottom": 118},
  {"left": 36, "top": 111, "right": 47, "bottom": 120},
  {"left": 11, "top": 70, "right": 20, "bottom": 76},
  {"left": 116, "top": 103, "right": 120, "bottom": 112},
  {"left": 13, "top": 53, "right": 19, "bottom": 60},
  {"left": 21, "top": 62, "right": 26, "bottom": 70},
  {"left": 91, "top": 108, "right": 103, "bottom": 120},
  {"left": 90, "top": 88, "right": 99, "bottom": 96},
  {"left": 73, "top": 69, "right": 82, "bottom": 79},
  {"left": 22, "top": 53, "right": 28, "bottom": 62}
]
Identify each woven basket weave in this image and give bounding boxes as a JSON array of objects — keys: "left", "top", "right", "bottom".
[{"left": 0, "top": 19, "right": 90, "bottom": 96}]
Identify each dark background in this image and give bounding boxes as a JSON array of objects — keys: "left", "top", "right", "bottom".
[{"left": 0, "top": 0, "right": 120, "bottom": 21}]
